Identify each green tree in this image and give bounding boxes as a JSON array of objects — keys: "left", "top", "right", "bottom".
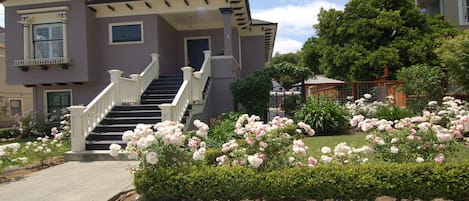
[
  {"left": 265, "top": 62, "right": 313, "bottom": 90},
  {"left": 313, "top": 0, "right": 458, "bottom": 81},
  {"left": 270, "top": 52, "right": 301, "bottom": 66},
  {"left": 397, "top": 64, "right": 443, "bottom": 113},
  {"left": 435, "top": 30, "right": 469, "bottom": 93},
  {"left": 300, "top": 36, "right": 321, "bottom": 73}
]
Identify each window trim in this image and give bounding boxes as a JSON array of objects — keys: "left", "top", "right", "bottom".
[
  {"left": 33, "top": 23, "right": 64, "bottom": 60},
  {"left": 43, "top": 89, "right": 72, "bottom": 117},
  {"left": 15, "top": 6, "right": 69, "bottom": 67},
  {"left": 8, "top": 98, "right": 23, "bottom": 117},
  {"left": 459, "top": 0, "right": 469, "bottom": 25},
  {"left": 108, "top": 21, "right": 144, "bottom": 45}
]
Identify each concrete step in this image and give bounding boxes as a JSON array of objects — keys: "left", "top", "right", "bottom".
[{"left": 64, "top": 150, "right": 133, "bottom": 161}]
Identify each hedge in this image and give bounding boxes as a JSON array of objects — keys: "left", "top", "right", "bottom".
[{"left": 134, "top": 162, "right": 469, "bottom": 201}]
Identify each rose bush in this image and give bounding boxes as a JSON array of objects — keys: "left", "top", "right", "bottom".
[{"left": 350, "top": 96, "right": 468, "bottom": 163}]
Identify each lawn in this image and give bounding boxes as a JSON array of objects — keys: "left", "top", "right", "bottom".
[{"left": 302, "top": 132, "right": 469, "bottom": 163}]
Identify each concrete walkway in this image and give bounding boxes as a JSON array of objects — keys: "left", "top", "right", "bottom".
[{"left": 0, "top": 161, "right": 138, "bottom": 201}]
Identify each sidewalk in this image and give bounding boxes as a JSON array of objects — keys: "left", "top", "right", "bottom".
[{"left": 0, "top": 161, "right": 137, "bottom": 201}]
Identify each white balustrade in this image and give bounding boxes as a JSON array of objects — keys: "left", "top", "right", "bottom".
[
  {"left": 68, "top": 53, "right": 160, "bottom": 152},
  {"left": 14, "top": 57, "right": 71, "bottom": 66},
  {"left": 160, "top": 51, "right": 212, "bottom": 122}
]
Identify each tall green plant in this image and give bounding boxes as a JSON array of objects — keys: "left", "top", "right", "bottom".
[
  {"left": 397, "top": 64, "right": 443, "bottom": 113},
  {"left": 295, "top": 97, "right": 349, "bottom": 135},
  {"left": 231, "top": 70, "right": 272, "bottom": 118},
  {"left": 435, "top": 30, "right": 469, "bottom": 93}
]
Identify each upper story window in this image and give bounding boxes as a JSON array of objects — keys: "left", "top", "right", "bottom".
[
  {"left": 33, "top": 23, "right": 64, "bottom": 59},
  {"left": 14, "top": 6, "right": 69, "bottom": 67},
  {"left": 416, "top": 0, "right": 442, "bottom": 17},
  {"left": 109, "top": 22, "right": 144, "bottom": 45}
]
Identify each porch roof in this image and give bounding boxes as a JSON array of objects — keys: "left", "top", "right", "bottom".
[{"left": 84, "top": 0, "right": 277, "bottom": 62}]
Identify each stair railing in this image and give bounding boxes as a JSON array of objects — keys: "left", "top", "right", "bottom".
[
  {"left": 160, "top": 50, "right": 212, "bottom": 122},
  {"left": 68, "top": 53, "right": 160, "bottom": 152}
]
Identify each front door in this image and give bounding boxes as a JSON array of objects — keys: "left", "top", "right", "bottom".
[{"left": 185, "top": 37, "right": 210, "bottom": 71}]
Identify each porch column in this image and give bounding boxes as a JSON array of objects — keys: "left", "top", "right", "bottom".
[
  {"left": 57, "top": 11, "right": 68, "bottom": 59},
  {"left": 19, "top": 17, "right": 33, "bottom": 60},
  {"left": 220, "top": 8, "right": 233, "bottom": 56}
]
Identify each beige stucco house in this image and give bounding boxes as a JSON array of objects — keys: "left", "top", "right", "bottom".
[
  {"left": 0, "top": 27, "right": 33, "bottom": 127},
  {"left": 416, "top": 0, "right": 469, "bottom": 30}
]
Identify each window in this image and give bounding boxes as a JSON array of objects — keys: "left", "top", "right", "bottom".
[
  {"left": 9, "top": 99, "right": 22, "bottom": 117},
  {"left": 46, "top": 91, "right": 71, "bottom": 115},
  {"left": 461, "top": 0, "right": 469, "bottom": 24},
  {"left": 416, "top": 0, "right": 441, "bottom": 17},
  {"left": 109, "top": 22, "right": 143, "bottom": 44},
  {"left": 15, "top": 6, "right": 69, "bottom": 67},
  {"left": 33, "top": 23, "right": 64, "bottom": 59}
]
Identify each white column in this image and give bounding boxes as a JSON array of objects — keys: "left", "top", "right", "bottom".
[
  {"left": 22, "top": 24, "right": 30, "bottom": 60},
  {"left": 129, "top": 74, "right": 141, "bottom": 103},
  {"left": 62, "top": 22, "right": 68, "bottom": 59},
  {"left": 159, "top": 103, "right": 174, "bottom": 122},
  {"left": 68, "top": 105, "right": 87, "bottom": 152},
  {"left": 109, "top": 69, "right": 123, "bottom": 105}
]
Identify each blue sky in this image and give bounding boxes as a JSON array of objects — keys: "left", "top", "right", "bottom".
[
  {"left": 250, "top": 0, "right": 346, "bottom": 54},
  {"left": 0, "top": 0, "right": 348, "bottom": 54}
]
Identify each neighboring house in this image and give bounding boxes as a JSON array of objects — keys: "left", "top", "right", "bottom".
[
  {"left": 0, "top": 26, "right": 33, "bottom": 127},
  {"left": 416, "top": 0, "right": 469, "bottom": 29},
  {"left": 1, "top": 0, "right": 276, "bottom": 153}
]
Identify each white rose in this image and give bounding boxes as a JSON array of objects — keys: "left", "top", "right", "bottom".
[{"left": 145, "top": 152, "right": 158, "bottom": 165}]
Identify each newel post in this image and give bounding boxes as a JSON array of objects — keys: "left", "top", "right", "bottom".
[
  {"left": 68, "top": 105, "right": 86, "bottom": 152},
  {"left": 151, "top": 53, "right": 160, "bottom": 79},
  {"left": 109, "top": 69, "right": 123, "bottom": 105},
  {"left": 193, "top": 71, "right": 202, "bottom": 102},
  {"left": 159, "top": 104, "right": 173, "bottom": 122},
  {"left": 181, "top": 66, "right": 194, "bottom": 102},
  {"left": 130, "top": 74, "right": 141, "bottom": 103}
]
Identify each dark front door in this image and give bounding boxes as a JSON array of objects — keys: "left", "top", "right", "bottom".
[{"left": 186, "top": 38, "right": 209, "bottom": 71}]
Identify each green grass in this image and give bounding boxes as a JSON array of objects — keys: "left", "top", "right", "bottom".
[
  {"left": 303, "top": 132, "right": 368, "bottom": 157},
  {"left": 302, "top": 133, "right": 469, "bottom": 163}
]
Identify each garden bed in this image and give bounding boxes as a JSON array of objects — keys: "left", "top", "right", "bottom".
[{"left": 0, "top": 156, "right": 64, "bottom": 184}]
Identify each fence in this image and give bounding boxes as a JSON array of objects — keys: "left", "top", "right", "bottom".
[{"left": 305, "top": 80, "right": 407, "bottom": 107}]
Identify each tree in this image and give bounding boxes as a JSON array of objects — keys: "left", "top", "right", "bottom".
[
  {"left": 270, "top": 52, "right": 301, "bottom": 66},
  {"left": 300, "top": 36, "right": 321, "bottom": 74},
  {"left": 435, "top": 30, "right": 469, "bottom": 93},
  {"left": 397, "top": 64, "right": 443, "bottom": 113},
  {"left": 313, "top": 0, "right": 458, "bottom": 81}
]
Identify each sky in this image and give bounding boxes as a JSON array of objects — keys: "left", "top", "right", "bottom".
[
  {"left": 0, "top": 0, "right": 347, "bottom": 54},
  {"left": 250, "top": 0, "right": 346, "bottom": 54}
]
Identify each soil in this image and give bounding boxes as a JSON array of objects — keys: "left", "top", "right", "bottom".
[{"left": 0, "top": 156, "right": 64, "bottom": 184}]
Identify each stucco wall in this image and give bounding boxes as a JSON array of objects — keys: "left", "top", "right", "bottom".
[
  {"left": 0, "top": 45, "right": 33, "bottom": 120},
  {"left": 240, "top": 35, "right": 266, "bottom": 78},
  {"left": 157, "top": 17, "right": 179, "bottom": 75},
  {"left": 93, "top": 14, "right": 158, "bottom": 78},
  {"left": 443, "top": 1, "right": 469, "bottom": 30},
  {"left": 5, "top": 0, "right": 92, "bottom": 85}
]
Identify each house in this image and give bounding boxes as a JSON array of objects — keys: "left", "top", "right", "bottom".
[
  {"left": 0, "top": 26, "right": 33, "bottom": 127},
  {"left": 1, "top": 0, "right": 277, "bottom": 154},
  {"left": 416, "top": 0, "right": 469, "bottom": 30}
]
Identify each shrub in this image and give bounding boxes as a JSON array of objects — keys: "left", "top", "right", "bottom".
[
  {"left": 206, "top": 112, "right": 241, "bottom": 148},
  {"left": 231, "top": 70, "right": 272, "bottom": 118},
  {"left": 134, "top": 162, "right": 469, "bottom": 201},
  {"left": 0, "top": 129, "right": 21, "bottom": 139},
  {"left": 366, "top": 128, "right": 458, "bottom": 163},
  {"left": 375, "top": 105, "right": 414, "bottom": 121},
  {"left": 295, "top": 96, "right": 349, "bottom": 135},
  {"left": 397, "top": 64, "right": 444, "bottom": 113}
]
